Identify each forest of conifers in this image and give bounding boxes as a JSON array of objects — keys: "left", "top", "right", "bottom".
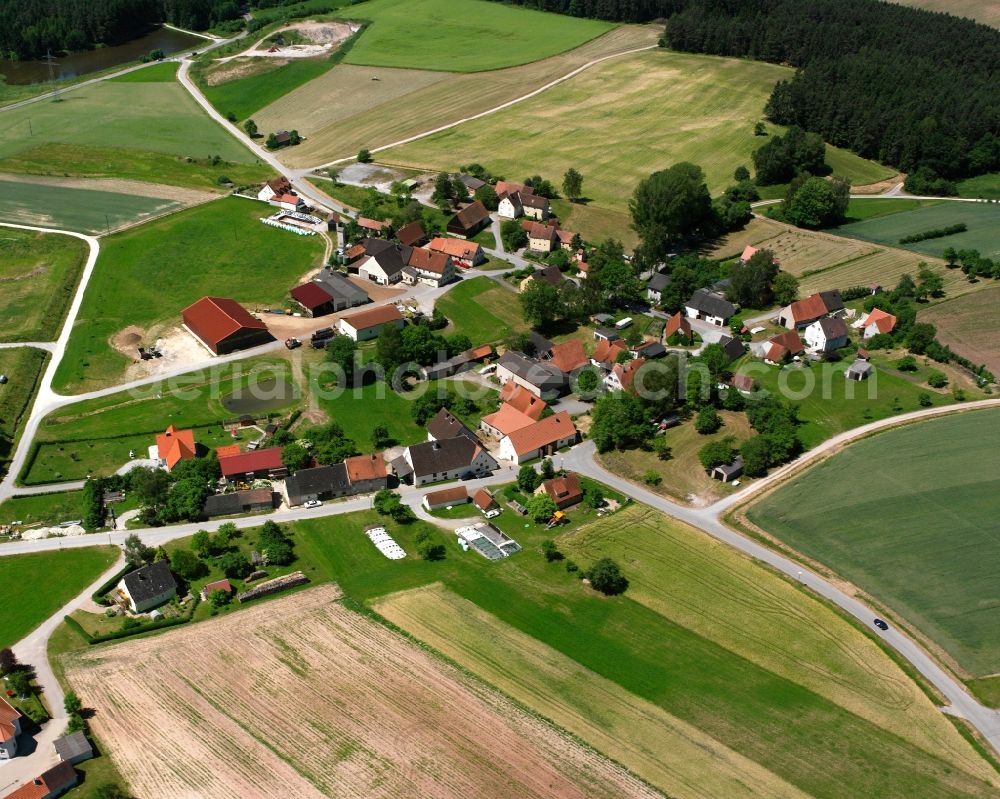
[{"left": 0, "top": 0, "right": 241, "bottom": 59}]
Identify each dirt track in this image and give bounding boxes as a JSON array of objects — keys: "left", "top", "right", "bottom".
[{"left": 64, "top": 585, "right": 661, "bottom": 799}]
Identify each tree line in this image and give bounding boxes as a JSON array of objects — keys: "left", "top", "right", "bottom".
[
  {"left": 480, "top": 0, "right": 683, "bottom": 23},
  {"left": 662, "top": 0, "right": 1000, "bottom": 190},
  {"left": 0, "top": 0, "right": 241, "bottom": 59}
]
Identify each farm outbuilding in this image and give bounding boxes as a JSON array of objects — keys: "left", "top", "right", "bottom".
[{"left": 182, "top": 297, "right": 274, "bottom": 355}]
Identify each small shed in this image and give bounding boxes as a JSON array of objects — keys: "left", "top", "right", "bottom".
[
  {"left": 711, "top": 455, "right": 744, "bottom": 483},
  {"left": 846, "top": 360, "right": 874, "bottom": 381},
  {"left": 53, "top": 730, "right": 94, "bottom": 765}
]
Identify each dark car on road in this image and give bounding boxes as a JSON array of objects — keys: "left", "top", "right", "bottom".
[{"left": 873, "top": 618, "right": 889, "bottom": 631}]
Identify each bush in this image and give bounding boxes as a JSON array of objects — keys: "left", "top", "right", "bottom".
[
  {"left": 698, "top": 437, "right": 736, "bottom": 470},
  {"left": 896, "top": 355, "right": 918, "bottom": 372},
  {"left": 642, "top": 470, "right": 662, "bottom": 486},
  {"left": 585, "top": 558, "right": 628, "bottom": 596},
  {"left": 357, "top": 148, "right": 372, "bottom": 163},
  {"left": 565, "top": 559, "right": 580, "bottom": 574},
  {"left": 694, "top": 406, "right": 722, "bottom": 434},
  {"left": 526, "top": 494, "right": 558, "bottom": 523},
  {"left": 415, "top": 529, "right": 446, "bottom": 561},
  {"left": 218, "top": 552, "right": 252, "bottom": 580},
  {"left": 541, "top": 539, "right": 564, "bottom": 562},
  {"left": 918, "top": 392, "right": 933, "bottom": 407},
  {"left": 927, "top": 370, "right": 948, "bottom": 388}
]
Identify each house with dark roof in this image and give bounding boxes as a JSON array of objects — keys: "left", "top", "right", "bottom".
[
  {"left": 5, "top": 761, "right": 77, "bottom": 799},
  {"left": 629, "top": 340, "right": 666, "bottom": 360},
  {"left": 356, "top": 242, "right": 413, "bottom": 285},
  {"left": 427, "top": 407, "right": 477, "bottom": 442},
  {"left": 520, "top": 263, "right": 563, "bottom": 289},
  {"left": 257, "top": 175, "right": 292, "bottom": 203},
  {"left": 284, "top": 463, "right": 350, "bottom": 506},
  {"left": 777, "top": 290, "right": 844, "bottom": 329},
  {"left": 447, "top": 200, "right": 491, "bottom": 238},
  {"left": 498, "top": 412, "right": 578, "bottom": 465},
  {"left": 711, "top": 455, "right": 744, "bottom": 483},
  {"left": 523, "top": 221, "right": 559, "bottom": 253},
  {"left": 495, "top": 352, "right": 566, "bottom": 399},
  {"left": 685, "top": 288, "right": 736, "bottom": 326},
  {"left": 404, "top": 436, "right": 498, "bottom": 486},
  {"left": 116, "top": 560, "right": 177, "bottom": 613},
  {"left": 805, "top": 316, "right": 849, "bottom": 352},
  {"left": 647, "top": 272, "right": 672, "bottom": 304},
  {"left": 337, "top": 304, "right": 405, "bottom": 341},
  {"left": 458, "top": 174, "right": 486, "bottom": 194},
  {"left": 290, "top": 269, "right": 370, "bottom": 317},
  {"left": 395, "top": 220, "right": 428, "bottom": 247},
  {"left": 717, "top": 334, "right": 746, "bottom": 363},
  {"left": 53, "top": 730, "right": 93, "bottom": 765},
  {"left": 182, "top": 297, "right": 274, "bottom": 355},
  {"left": 218, "top": 447, "right": 287, "bottom": 481},
  {"left": 203, "top": 489, "right": 278, "bottom": 519},
  {"left": 422, "top": 344, "right": 493, "bottom": 380},
  {"left": 541, "top": 472, "right": 583, "bottom": 509}
]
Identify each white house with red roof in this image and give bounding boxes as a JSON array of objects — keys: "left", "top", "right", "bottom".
[
  {"left": 0, "top": 696, "right": 21, "bottom": 759},
  {"left": 860, "top": 308, "right": 897, "bottom": 338},
  {"left": 498, "top": 412, "right": 578, "bottom": 465}
]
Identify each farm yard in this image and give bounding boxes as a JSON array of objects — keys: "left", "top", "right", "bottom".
[
  {"left": 0, "top": 78, "right": 269, "bottom": 191},
  {"left": 257, "top": 25, "right": 659, "bottom": 170},
  {"left": 745, "top": 409, "right": 1000, "bottom": 680},
  {"left": 921, "top": 286, "right": 1000, "bottom": 375},
  {"left": 380, "top": 49, "right": 893, "bottom": 242},
  {"left": 50, "top": 198, "right": 323, "bottom": 395},
  {"left": 64, "top": 585, "right": 659, "bottom": 799},
  {"left": 0, "top": 227, "right": 88, "bottom": 341},
  {"left": 0, "top": 548, "right": 117, "bottom": 649},
  {"left": 832, "top": 202, "right": 1000, "bottom": 259}
]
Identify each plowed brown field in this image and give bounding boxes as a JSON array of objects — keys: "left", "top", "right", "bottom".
[{"left": 64, "top": 585, "right": 661, "bottom": 799}]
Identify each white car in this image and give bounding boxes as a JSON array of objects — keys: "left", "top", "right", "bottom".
[
  {"left": 484, "top": 509, "right": 501, "bottom": 519},
  {"left": 303, "top": 500, "right": 322, "bottom": 509}
]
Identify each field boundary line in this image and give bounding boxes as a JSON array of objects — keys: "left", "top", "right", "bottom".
[{"left": 310, "top": 44, "right": 660, "bottom": 170}]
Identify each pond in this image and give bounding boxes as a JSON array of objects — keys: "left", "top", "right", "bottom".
[
  {"left": 221, "top": 376, "right": 298, "bottom": 415},
  {"left": 1, "top": 26, "right": 205, "bottom": 86}
]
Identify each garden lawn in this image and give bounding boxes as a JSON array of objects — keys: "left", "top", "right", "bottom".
[
  {"left": 0, "top": 348, "right": 47, "bottom": 479},
  {"left": 0, "top": 177, "right": 186, "bottom": 234},
  {"left": 51, "top": 198, "right": 323, "bottom": 394},
  {"left": 0, "top": 547, "right": 118, "bottom": 649},
  {"left": 435, "top": 277, "right": 529, "bottom": 345},
  {"left": 383, "top": 49, "right": 892, "bottom": 241},
  {"left": 291, "top": 503, "right": 998, "bottom": 798},
  {"left": 0, "top": 227, "right": 88, "bottom": 341},
  {"left": 747, "top": 408, "right": 1000, "bottom": 678},
  {"left": 0, "top": 490, "right": 85, "bottom": 526},
  {"left": 343, "top": 0, "right": 614, "bottom": 73},
  {"left": 27, "top": 356, "right": 295, "bottom": 484},
  {"left": 832, "top": 203, "right": 1000, "bottom": 259}
]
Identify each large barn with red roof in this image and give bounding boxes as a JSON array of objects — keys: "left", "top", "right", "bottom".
[{"left": 182, "top": 297, "right": 275, "bottom": 355}]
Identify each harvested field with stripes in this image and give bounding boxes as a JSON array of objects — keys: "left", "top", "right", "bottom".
[{"left": 64, "top": 585, "right": 660, "bottom": 799}]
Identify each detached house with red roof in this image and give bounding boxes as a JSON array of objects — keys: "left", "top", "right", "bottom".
[
  {"left": 860, "top": 308, "right": 897, "bottom": 339},
  {"left": 547, "top": 340, "right": 589, "bottom": 375},
  {"left": 0, "top": 695, "right": 21, "bottom": 760},
  {"left": 540, "top": 472, "right": 583, "bottom": 509},
  {"left": 182, "top": 297, "right": 274, "bottom": 355},
  {"left": 777, "top": 290, "right": 844, "bottom": 329},
  {"left": 402, "top": 247, "right": 455, "bottom": 288},
  {"left": 428, "top": 237, "right": 485, "bottom": 268},
  {"left": 218, "top": 447, "right": 287, "bottom": 482},
  {"left": 337, "top": 304, "right": 405, "bottom": 342},
  {"left": 605, "top": 358, "right": 646, "bottom": 392},
  {"left": 5, "top": 761, "right": 78, "bottom": 799},
  {"left": 257, "top": 175, "right": 292, "bottom": 203},
  {"left": 663, "top": 311, "right": 692, "bottom": 343},
  {"left": 270, "top": 193, "right": 305, "bottom": 213},
  {"left": 498, "top": 411, "right": 578, "bottom": 465},
  {"left": 447, "top": 200, "right": 491, "bottom": 239},
  {"left": 153, "top": 425, "right": 196, "bottom": 471},
  {"left": 753, "top": 330, "right": 805, "bottom": 364}
]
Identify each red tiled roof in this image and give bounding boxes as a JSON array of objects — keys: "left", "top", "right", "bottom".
[
  {"left": 274, "top": 193, "right": 300, "bottom": 205},
  {"left": 556, "top": 229, "right": 575, "bottom": 244},
  {"left": 5, "top": 762, "right": 77, "bottom": 799},
  {"left": 345, "top": 243, "right": 366, "bottom": 260},
  {"left": 155, "top": 425, "right": 196, "bottom": 471},
  {"left": 215, "top": 444, "right": 241, "bottom": 459},
  {"left": 784, "top": 293, "right": 829, "bottom": 324},
  {"left": 481, "top": 403, "right": 537, "bottom": 437},
  {"left": 472, "top": 488, "right": 497, "bottom": 511},
  {"left": 358, "top": 217, "right": 387, "bottom": 231},
  {"left": 862, "top": 308, "right": 897, "bottom": 334},
  {"left": 542, "top": 472, "right": 583, "bottom": 504},
  {"left": 0, "top": 696, "right": 20, "bottom": 743},
  {"left": 611, "top": 358, "right": 646, "bottom": 392},
  {"left": 592, "top": 338, "right": 627, "bottom": 364},
  {"left": 450, "top": 200, "right": 490, "bottom": 230},
  {"left": 465, "top": 344, "right": 493, "bottom": 361},
  {"left": 218, "top": 447, "right": 284, "bottom": 478},
  {"left": 203, "top": 578, "right": 233, "bottom": 594},
  {"left": 345, "top": 453, "right": 386, "bottom": 482},
  {"left": 663, "top": 311, "right": 691, "bottom": 339},
  {"left": 182, "top": 297, "right": 267, "bottom": 349},
  {"left": 428, "top": 237, "right": 482, "bottom": 261},
  {"left": 407, "top": 247, "right": 450, "bottom": 274},
  {"left": 549, "top": 340, "right": 588, "bottom": 373},
  {"left": 496, "top": 181, "right": 533, "bottom": 197},
  {"left": 290, "top": 281, "right": 332, "bottom": 310},
  {"left": 765, "top": 330, "right": 804, "bottom": 361},
  {"left": 396, "top": 220, "right": 426, "bottom": 247},
  {"left": 524, "top": 220, "right": 557, "bottom": 240},
  {"left": 503, "top": 412, "right": 576, "bottom": 457},
  {"left": 339, "top": 304, "right": 403, "bottom": 331},
  {"left": 424, "top": 486, "right": 469, "bottom": 506},
  {"left": 499, "top": 383, "right": 546, "bottom": 419}
]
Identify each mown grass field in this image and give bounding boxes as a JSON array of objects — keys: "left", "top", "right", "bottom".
[
  {"left": 0, "top": 547, "right": 117, "bottom": 649},
  {"left": 435, "top": 276, "right": 529, "bottom": 345},
  {"left": 958, "top": 173, "right": 1000, "bottom": 200},
  {"left": 889, "top": 0, "right": 1000, "bottom": 27},
  {"left": 746, "top": 408, "right": 1000, "bottom": 679},
  {"left": 0, "top": 227, "right": 87, "bottom": 341},
  {"left": 200, "top": 58, "right": 335, "bottom": 123},
  {"left": 0, "top": 79, "right": 267, "bottom": 190},
  {"left": 107, "top": 61, "right": 180, "bottom": 82},
  {"left": 833, "top": 202, "right": 1000, "bottom": 259},
  {"left": 0, "top": 490, "right": 85, "bottom": 526},
  {"left": 844, "top": 198, "right": 944, "bottom": 223},
  {"left": 260, "top": 25, "right": 659, "bottom": 168},
  {"left": 288, "top": 501, "right": 1000, "bottom": 798},
  {"left": 344, "top": 0, "right": 614, "bottom": 72},
  {"left": 51, "top": 198, "right": 323, "bottom": 394},
  {"left": 921, "top": 285, "right": 1000, "bottom": 376},
  {"left": 28, "top": 357, "right": 294, "bottom": 483},
  {"left": 0, "top": 347, "right": 47, "bottom": 479},
  {"left": 382, "top": 49, "right": 893, "bottom": 242},
  {"left": 0, "top": 176, "right": 187, "bottom": 233}
]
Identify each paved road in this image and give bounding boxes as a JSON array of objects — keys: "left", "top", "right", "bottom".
[{"left": 0, "top": 343, "right": 55, "bottom": 352}]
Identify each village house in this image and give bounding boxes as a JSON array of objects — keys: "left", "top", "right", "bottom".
[
  {"left": 402, "top": 247, "right": 455, "bottom": 288},
  {"left": 495, "top": 352, "right": 566, "bottom": 399},
  {"left": 427, "top": 407, "right": 478, "bottom": 442},
  {"left": 498, "top": 411, "right": 578, "bottom": 465},
  {"left": 358, "top": 217, "right": 392, "bottom": 238},
  {"left": 116, "top": 560, "right": 177, "bottom": 613},
  {"left": 0, "top": 696, "right": 21, "bottom": 760},
  {"left": 284, "top": 453, "right": 386, "bottom": 507},
  {"left": 422, "top": 344, "right": 493, "bottom": 380},
  {"left": 270, "top": 192, "right": 305, "bottom": 213},
  {"left": 257, "top": 176, "right": 292, "bottom": 203},
  {"left": 718, "top": 334, "right": 747, "bottom": 363},
  {"left": 290, "top": 268, "right": 370, "bottom": 317},
  {"left": 5, "top": 761, "right": 78, "bottom": 799},
  {"left": 860, "top": 308, "right": 897, "bottom": 339},
  {"left": 647, "top": 272, "right": 672, "bottom": 304},
  {"left": 777, "top": 290, "right": 844, "bottom": 329},
  {"left": 218, "top": 447, "right": 288, "bottom": 482},
  {"left": 548, "top": 339, "right": 589, "bottom": 375},
  {"left": 629, "top": 339, "right": 666, "bottom": 359},
  {"left": 663, "top": 311, "right": 692, "bottom": 343},
  {"left": 479, "top": 401, "right": 538, "bottom": 439},
  {"left": 590, "top": 337, "right": 629, "bottom": 370},
  {"left": 557, "top": 229, "right": 576, "bottom": 251},
  {"left": 541, "top": 472, "right": 584, "bottom": 509},
  {"left": 472, "top": 487, "right": 498, "bottom": 514},
  {"left": 152, "top": 425, "right": 196, "bottom": 472},
  {"left": 428, "top": 237, "right": 485, "bottom": 268},
  {"left": 497, "top": 191, "right": 523, "bottom": 219},
  {"left": 203, "top": 488, "right": 278, "bottom": 519},
  {"left": 805, "top": 316, "right": 849, "bottom": 353},
  {"left": 685, "top": 288, "right": 736, "bottom": 326},
  {"left": 520, "top": 263, "right": 564, "bottom": 289},
  {"left": 605, "top": 357, "right": 646, "bottom": 392},
  {"left": 182, "top": 297, "right": 275, "bottom": 355},
  {"left": 199, "top": 579, "right": 233, "bottom": 602},
  {"left": 404, "top": 436, "right": 498, "bottom": 486},
  {"left": 524, "top": 220, "right": 559, "bottom": 253},
  {"left": 355, "top": 242, "right": 412, "bottom": 285},
  {"left": 422, "top": 485, "right": 469, "bottom": 511},
  {"left": 447, "top": 200, "right": 491, "bottom": 238},
  {"left": 728, "top": 374, "right": 756, "bottom": 394},
  {"left": 754, "top": 330, "right": 805, "bottom": 364},
  {"left": 395, "top": 220, "right": 428, "bottom": 247},
  {"left": 337, "top": 304, "right": 405, "bottom": 342}
]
